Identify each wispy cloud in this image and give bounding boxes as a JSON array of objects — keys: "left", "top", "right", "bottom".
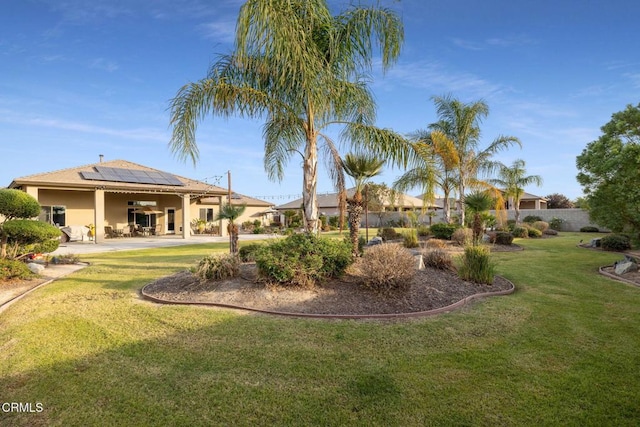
[
  {"left": 452, "top": 34, "right": 537, "bottom": 51},
  {"left": 89, "top": 58, "right": 119, "bottom": 72},
  {"left": 197, "top": 20, "right": 236, "bottom": 44},
  {"left": 377, "top": 59, "right": 505, "bottom": 98},
  {"left": 624, "top": 73, "right": 640, "bottom": 88}
]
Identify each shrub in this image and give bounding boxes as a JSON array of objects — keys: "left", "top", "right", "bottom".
[
  {"left": 600, "top": 234, "right": 631, "bottom": 251},
  {"left": 549, "top": 217, "right": 564, "bottom": 231},
  {"left": 416, "top": 225, "right": 430, "bottom": 237},
  {"left": 457, "top": 245, "right": 496, "bottom": 284},
  {"left": 531, "top": 221, "right": 549, "bottom": 232},
  {"left": 527, "top": 227, "right": 542, "bottom": 238},
  {"left": 543, "top": 229, "right": 558, "bottom": 236},
  {"left": 494, "top": 231, "right": 514, "bottom": 245},
  {"left": 423, "top": 249, "right": 454, "bottom": 271},
  {"left": 403, "top": 229, "right": 419, "bottom": 248},
  {"left": 238, "top": 243, "right": 263, "bottom": 262},
  {"left": 255, "top": 233, "right": 352, "bottom": 287},
  {"left": 512, "top": 226, "right": 529, "bottom": 238},
  {"left": 506, "top": 220, "right": 517, "bottom": 231},
  {"left": 378, "top": 227, "right": 400, "bottom": 241},
  {"left": 358, "top": 244, "right": 416, "bottom": 294},
  {"left": 252, "top": 227, "right": 265, "bottom": 234},
  {"left": 0, "top": 258, "right": 34, "bottom": 281},
  {"left": 50, "top": 253, "right": 79, "bottom": 265},
  {"left": 425, "top": 238, "right": 446, "bottom": 249},
  {"left": 194, "top": 253, "right": 240, "bottom": 282},
  {"left": 523, "top": 215, "right": 543, "bottom": 224},
  {"left": 430, "top": 223, "right": 460, "bottom": 240},
  {"left": 451, "top": 228, "right": 473, "bottom": 246},
  {"left": 580, "top": 226, "right": 600, "bottom": 232}
]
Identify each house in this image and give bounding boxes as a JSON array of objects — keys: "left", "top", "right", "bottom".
[
  {"left": 7, "top": 158, "right": 272, "bottom": 241},
  {"left": 274, "top": 188, "right": 437, "bottom": 217},
  {"left": 505, "top": 191, "right": 548, "bottom": 210}
]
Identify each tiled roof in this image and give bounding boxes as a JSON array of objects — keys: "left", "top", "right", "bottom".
[{"left": 275, "top": 188, "right": 436, "bottom": 210}]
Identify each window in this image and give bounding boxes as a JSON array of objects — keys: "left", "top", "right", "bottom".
[
  {"left": 39, "top": 206, "right": 66, "bottom": 226},
  {"left": 199, "top": 208, "right": 215, "bottom": 222}
]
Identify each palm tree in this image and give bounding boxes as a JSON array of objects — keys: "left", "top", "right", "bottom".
[
  {"left": 490, "top": 159, "right": 543, "bottom": 224},
  {"left": 342, "top": 153, "right": 384, "bottom": 256},
  {"left": 429, "top": 95, "right": 521, "bottom": 225},
  {"left": 215, "top": 204, "right": 246, "bottom": 255},
  {"left": 393, "top": 128, "right": 459, "bottom": 223},
  {"left": 169, "top": 0, "right": 408, "bottom": 234},
  {"left": 464, "top": 191, "right": 494, "bottom": 246}
]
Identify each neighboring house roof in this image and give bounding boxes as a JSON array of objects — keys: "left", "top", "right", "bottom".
[
  {"left": 199, "top": 193, "right": 272, "bottom": 207},
  {"left": 275, "top": 188, "right": 436, "bottom": 211},
  {"left": 9, "top": 159, "right": 227, "bottom": 196}
]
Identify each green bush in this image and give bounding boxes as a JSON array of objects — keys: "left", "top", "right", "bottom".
[
  {"left": 238, "top": 243, "right": 263, "bottom": 262},
  {"left": 600, "top": 234, "right": 631, "bottom": 251},
  {"left": 451, "top": 228, "right": 472, "bottom": 246},
  {"left": 358, "top": 244, "right": 416, "bottom": 294},
  {"left": 580, "top": 226, "right": 600, "bottom": 232},
  {"left": 377, "top": 227, "right": 400, "bottom": 241},
  {"left": 423, "top": 249, "right": 454, "bottom": 271},
  {"left": 543, "top": 229, "right": 558, "bottom": 236},
  {"left": 512, "top": 226, "right": 529, "bottom": 238},
  {"left": 523, "top": 215, "right": 543, "bottom": 224},
  {"left": 494, "top": 231, "right": 514, "bottom": 245},
  {"left": 194, "top": 253, "right": 240, "bottom": 282},
  {"left": 457, "top": 245, "right": 496, "bottom": 284},
  {"left": 430, "top": 223, "right": 460, "bottom": 240},
  {"left": 4, "top": 220, "right": 61, "bottom": 244},
  {"left": 549, "top": 217, "right": 564, "bottom": 231},
  {"left": 506, "top": 219, "right": 517, "bottom": 231},
  {"left": 403, "top": 229, "right": 419, "bottom": 248},
  {"left": 527, "top": 227, "right": 542, "bottom": 238},
  {"left": 416, "top": 225, "right": 430, "bottom": 237},
  {"left": 0, "top": 258, "right": 34, "bottom": 281},
  {"left": 255, "top": 233, "right": 352, "bottom": 287}
]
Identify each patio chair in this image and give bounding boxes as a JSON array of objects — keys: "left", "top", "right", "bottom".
[{"left": 104, "top": 226, "right": 116, "bottom": 238}]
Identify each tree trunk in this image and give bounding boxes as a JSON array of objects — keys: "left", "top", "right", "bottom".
[
  {"left": 0, "top": 235, "right": 7, "bottom": 259},
  {"left": 302, "top": 138, "right": 319, "bottom": 234},
  {"left": 347, "top": 198, "right": 363, "bottom": 257},
  {"left": 228, "top": 223, "right": 239, "bottom": 254},
  {"left": 472, "top": 213, "right": 483, "bottom": 246}
]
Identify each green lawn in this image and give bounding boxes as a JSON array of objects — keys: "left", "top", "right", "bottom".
[{"left": 1, "top": 234, "right": 639, "bottom": 426}]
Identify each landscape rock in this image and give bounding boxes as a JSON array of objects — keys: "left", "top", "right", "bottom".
[
  {"left": 614, "top": 258, "right": 638, "bottom": 275},
  {"left": 366, "top": 236, "right": 383, "bottom": 246},
  {"left": 27, "top": 263, "right": 45, "bottom": 274},
  {"left": 590, "top": 238, "right": 601, "bottom": 248}
]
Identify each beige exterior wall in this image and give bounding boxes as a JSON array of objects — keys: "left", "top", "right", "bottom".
[{"left": 38, "top": 189, "right": 95, "bottom": 226}]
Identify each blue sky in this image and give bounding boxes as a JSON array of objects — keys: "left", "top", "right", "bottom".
[{"left": 2, "top": 0, "right": 639, "bottom": 204}]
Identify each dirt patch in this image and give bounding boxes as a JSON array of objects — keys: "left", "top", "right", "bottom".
[{"left": 143, "top": 261, "right": 514, "bottom": 316}]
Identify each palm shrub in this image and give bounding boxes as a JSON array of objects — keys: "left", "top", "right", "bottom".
[
  {"left": 358, "top": 244, "right": 416, "bottom": 294},
  {"left": 464, "top": 191, "right": 494, "bottom": 246},
  {"left": 255, "top": 233, "right": 352, "bottom": 287},
  {"left": 457, "top": 245, "right": 496, "bottom": 284},
  {"left": 215, "top": 204, "right": 247, "bottom": 255},
  {"left": 600, "top": 234, "right": 631, "bottom": 251},
  {"left": 194, "top": 253, "right": 240, "bottom": 282}
]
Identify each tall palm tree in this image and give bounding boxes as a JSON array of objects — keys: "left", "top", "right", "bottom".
[
  {"left": 215, "top": 204, "right": 246, "bottom": 255},
  {"left": 429, "top": 95, "right": 521, "bottom": 225},
  {"left": 464, "top": 191, "right": 494, "bottom": 246},
  {"left": 342, "top": 153, "right": 384, "bottom": 256},
  {"left": 393, "top": 128, "right": 459, "bottom": 223},
  {"left": 490, "top": 159, "right": 543, "bottom": 224},
  {"left": 169, "top": 0, "right": 408, "bottom": 234}
]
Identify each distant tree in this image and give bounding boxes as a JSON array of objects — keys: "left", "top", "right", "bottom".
[
  {"left": 429, "top": 95, "right": 521, "bottom": 225},
  {"left": 576, "top": 103, "right": 640, "bottom": 235},
  {"left": 365, "top": 183, "right": 396, "bottom": 227},
  {"left": 545, "top": 193, "right": 575, "bottom": 209},
  {"left": 573, "top": 196, "right": 589, "bottom": 210},
  {"left": 0, "top": 189, "right": 60, "bottom": 259},
  {"left": 490, "top": 159, "right": 542, "bottom": 224}
]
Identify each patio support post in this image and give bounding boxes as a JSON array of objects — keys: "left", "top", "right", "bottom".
[
  {"left": 94, "top": 189, "right": 105, "bottom": 243},
  {"left": 182, "top": 194, "right": 191, "bottom": 239}
]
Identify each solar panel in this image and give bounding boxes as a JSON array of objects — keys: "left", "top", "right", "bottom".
[{"left": 81, "top": 166, "right": 185, "bottom": 186}]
